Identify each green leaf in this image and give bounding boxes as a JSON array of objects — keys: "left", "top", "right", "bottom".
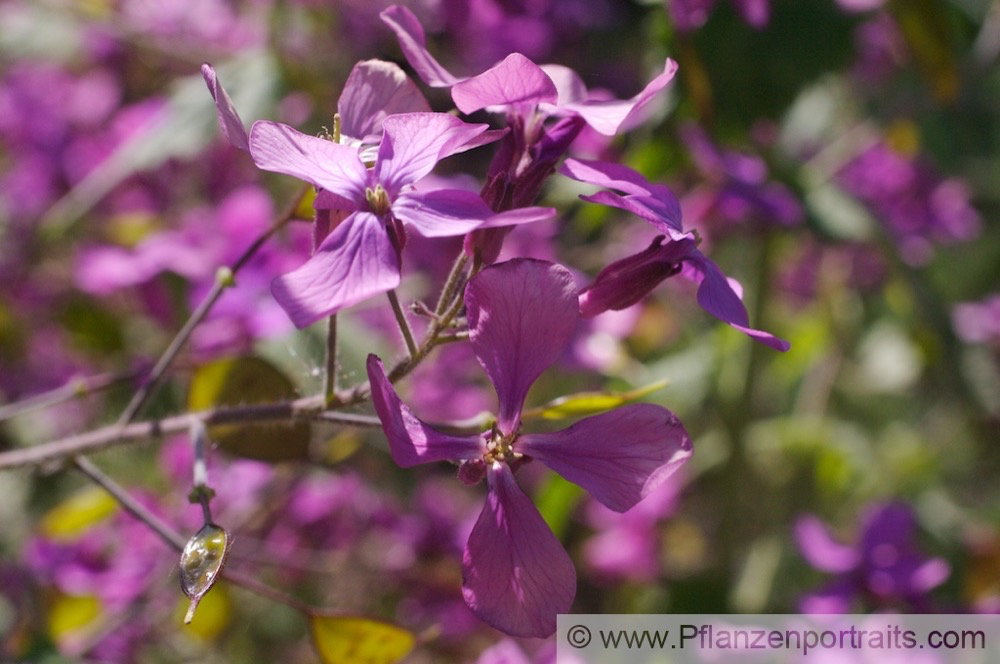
[
  {"left": 309, "top": 614, "right": 415, "bottom": 664},
  {"left": 523, "top": 379, "right": 669, "bottom": 420},
  {"left": 187, "top": 355, "right": 311, "bottom": 462},
  {"left": 534, "top": 474, "right": 584, "bottom": 540},
  {"left": 179, "top": 524, "right": 232, "bottom": 625}
]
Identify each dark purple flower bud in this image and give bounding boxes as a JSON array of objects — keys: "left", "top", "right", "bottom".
[{"left": 578, "top": 235, "right": 694, "bottom": 318}]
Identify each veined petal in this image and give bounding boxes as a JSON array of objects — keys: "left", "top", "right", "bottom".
[
  {"left": 375, "top": 113, "right": 489, "bottom": 193},
  {"left": 683, "top": 251, "right": 791, "bottom": 351},
  {"left": 462, "top": 463, "right": 575, "bottom": 638},
  {"left": 392, "top": 189, "right": 492, "bottom": 237},
  {"left": 465, "top": 259, "right": 579, "bottom": 433},
  {"left": 539, "top": 64, "right": 588, "bottom": 105},
  {"left": 366, "top": 355, "right": 484, "bottom": 467},
  {"left": 561, "top": 157, "right": 670, "bottom": 198},
  {"left": 338, "top": 59, "right": 430, "bottom": 145},
  {"left": 561, "top": 58, "right": 678, "bottom": 136},
  {"left": 477, "top": 206, "right": 557, "bottom": 229},
  {"left": 451, "top": 53, "right": 558, "bottom": 115},
  {"left": 271, "top": 212, "right": 399, "bottom": 327},
  {"left": 518, "top": 403, "right": 692, "bottom": 513},
  {"left": 380, "top": 5, "right": 464, "bottom": 88},
  {"left": 201, "top": 64, "right": 249, "bottom": 151},
  {"left": 249, "top": 122, "right": 369, "bottom": 202},
  {"left": 580, "top": 191, "right": 684, "bottom": 236}
]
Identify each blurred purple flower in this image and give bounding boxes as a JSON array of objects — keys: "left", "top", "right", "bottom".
[
  {"left": 582, "top": 473, "right": 684, "bottom": 582},
  {"left": 560, "top": 158, "right": 790, "bottom": 351},
  {"left": 666, "top": 0, "right": 770, "bottom": 33},
  {"left": 795, "top": 502, "right": 950, "bottom": 612},
  {"left": 367, "top": 258, "right": 691, "bottom": 636},
  {"left": 837, "top": 141, "right": 980, "bottom": 265},
  {"left": 679, "top": 123, "right": 803, "bottom": 228},
  {"left": 953, "top": 294, "right": 1000, "bottom": 346}
]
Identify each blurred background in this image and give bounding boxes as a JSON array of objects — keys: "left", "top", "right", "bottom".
[{"left": 0, "top": 0, "right": 998, "bottom": 662}]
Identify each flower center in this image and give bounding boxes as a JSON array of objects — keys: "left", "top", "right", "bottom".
[
  {"left": 483, "top": 425, "right": 521, "bottom": 465},
  {"left": 365, "top": 184, "right": 392, "bottom": 216}
]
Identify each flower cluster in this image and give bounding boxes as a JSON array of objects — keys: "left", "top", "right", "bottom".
[{"left": 198, "top": 4, "right": 790, "bottom": 636}]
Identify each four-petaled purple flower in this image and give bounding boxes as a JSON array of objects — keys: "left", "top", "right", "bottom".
[
  {"left": 367, "top": 258, "right": 692, "bottom": 637},
  {"left": 247, "top": 113, "right": 552, "bottom": 327},
  {"left": 795, "top": 502, "right": 950, "bottom": 613},
  {"left": 560, "top": 157, "right": 790, "bottom": 351}
]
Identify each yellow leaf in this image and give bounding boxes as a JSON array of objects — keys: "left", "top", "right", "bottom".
[
  {"left": 523, "top": 379, "right": 669, "bottom": 420},
  {"left": 47, "top": 593, "right": 101, "bottom": 643},
  {"left": 310, "top": 614, "right": 415, "bottom": 664},
  {"left": 175, "top": 582, "right": 231, "bottom": 641},
  {"left": 40, "top": 486, "right": 118, "bottom": 540},
  {"left": 295, "top": 186, "right": 318, "bottom": 221},
  {"left": 188, "top": 355, "right": 311, "bottom": 462}
]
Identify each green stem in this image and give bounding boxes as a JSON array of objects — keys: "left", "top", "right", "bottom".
[
  {"left": 322, "top": 314, "right": 338, "bottom": 406},
  {"left": 387, "top": 289, "right": 419, "bottom": 359}
]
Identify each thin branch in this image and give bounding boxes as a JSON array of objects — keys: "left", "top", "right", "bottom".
[
  {"left": 73, "top": 456, "right": 187, "bottom": 550},
  {"left": 434, "top": 252, "right": 468, "bottom": 316},
  {"left": 387, "top": 289, "right": 419, "bottom": 359},
  {"left": 116, "top": 184, "right": 310, "bottom": 427},
  {"left": 0, "top": 395, "right": 325, "bottom": 470},
  {"left": 72, "top": 455, "right": 320, "bottom": 615},
  {"left": 0, "top": 370, "right": 141, "bottom": 422},
  {"left": 322, "top": 314, "right": 339, "bottom": 406}
]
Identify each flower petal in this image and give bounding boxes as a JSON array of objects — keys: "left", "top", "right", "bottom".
[
  {"left": 271, "top": 212, "right": 399, "bottom": 327},
  {"left": 465, "top": 259, "right": 579, "bottom": 433},
  {"left": 683, "top": 251, "right": 791, "bottom": 351},
  {"left": 561, "top": 158, "right": 683, "bottom": 234},
  {"left": 560, "top": 58, "right": 678, "bottom": 136},
  {"left": 580, "top": 191, "right": 684, "bottom": 236},
  {"left": 518, "top": 403, "right": 692, "bottom": 512},
  {"left": 380, "top": 5, "right": 464, "bottom": 88},
  {"left": 375, "top": 113, "right": 489, "bottom": 193},
  {"left": 337, "top": 59, "right": 430, "bottom": 145},
  {"left": 201, "top": 64, "right": 249, "bottom": 151},
  {"left": 451, "top": 53, "right": 558, "bottom": 115},
  {"left": 477, "top": 206, "right": 557, "bottom": 229},
  {"left": 249, "top": 121, "right": 368, "bottom": 202},
  {"left": 366, "top": 355, "right": 484, "bottom": 467},
  {"left": 793, "top": 515, "right": 861, "bottom": 574},
  {"left": 392, "top": 189, "right": 492, "bottom": 237},
  {"left": 462, "top": 464, "right": 575, "bottom": 638}
]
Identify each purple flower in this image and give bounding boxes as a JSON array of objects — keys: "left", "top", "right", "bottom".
[
  {"left": 666, "top": 0, "right": 770, "bottom": 33},
  {"left": 381, "top": 5, "right": 677, "bottom": 137},
  {"left": 953, "top": 293, "right": 1000, "bottom": 346},
  {"left": 560, "top": 158, "right": 790, "bottom": 351},
  {"left": 247, "top": 113, "right": 551, "bottom": 327},
  {"left": 679, "top": 123, "right": 803, "bottom": 228},
  {"left": 366, "top": 258, "right": 692, "bottom": 637},
  {"left": 202, "top": 58, "right": 431, "bottom": 161},
  {"left": 795, "top": 502, "right": 950, "bottom": 613},
  {"left": 836, "top": 140, "right": 980, "bottom": 265}
]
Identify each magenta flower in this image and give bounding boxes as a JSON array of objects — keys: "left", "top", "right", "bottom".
[
  {"left": 560, "top": 158, "right": 790, "bottom": 351},
  {"left": 247, "top": 113, "right": 552, "bottom": 327},
  {"left": 381, "top": 5, "right": 677, "bottom": 137},
  {"left": 366, "top": 258, "right": 692, "bottom": 637},
  {"left": 795, "top": 502, "right": 950, "bottom": 613},
  {"left": 202, "top": 58, "right": 431, "bottom": 160}
]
